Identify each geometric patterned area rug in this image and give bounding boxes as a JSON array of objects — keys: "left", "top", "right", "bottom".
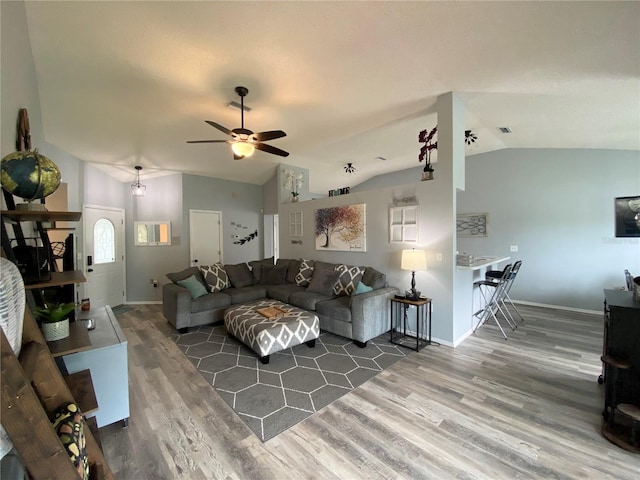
[{"left": 171, "top": 325, "right": 409, "bottom": 442}]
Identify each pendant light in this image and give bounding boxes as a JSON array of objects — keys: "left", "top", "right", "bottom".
[{"left": 131, "top": 165, "right": 146, "bottom": 197}]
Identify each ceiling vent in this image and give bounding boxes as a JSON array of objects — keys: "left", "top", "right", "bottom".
[
  {"left": 498, "top": 127, "right": 512, "bottom": 133},
  {"left": 226, "top": 100, "right": 252, "bottom": 112}
]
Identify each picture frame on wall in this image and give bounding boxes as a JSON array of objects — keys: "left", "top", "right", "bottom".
[
  {"left": 314, "top": 203, "right": 366, "bottom": 252},
  {"left": 615, "top": 196, "right": 640, "bottom": 238},
  {"left": 457, "top": 213, "right": 488, "bottom": 237}
]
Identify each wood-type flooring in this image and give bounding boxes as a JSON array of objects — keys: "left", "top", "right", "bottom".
[{"left": 100, "top": 303, "right": 640, "bottom": 479}]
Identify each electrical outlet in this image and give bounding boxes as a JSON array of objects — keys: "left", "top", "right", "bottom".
[{"left": 510, "top": 245, "right": 518, "bottom": 252}]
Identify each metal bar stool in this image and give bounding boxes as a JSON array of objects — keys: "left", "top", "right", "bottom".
[
  {"left": 473, "top": 264, "right": 515, "bottom": 339},
  {"left": 486, "top": 260, "right": 524, "bottom": 323}
]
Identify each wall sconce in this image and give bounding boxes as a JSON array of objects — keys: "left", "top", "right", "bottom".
[
  {"left": 401, "top": 249, "right": 427, "bottom": 300},
  {"left": 131, "top": 165, "right": 146, "bottom": 197}
]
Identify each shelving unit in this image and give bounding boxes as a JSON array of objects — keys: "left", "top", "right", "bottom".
[{"left": 2, "top": 189, "right": 114, "bottom": 477}]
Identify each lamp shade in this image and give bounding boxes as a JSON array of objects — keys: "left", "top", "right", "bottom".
[
  {"left": 231, "top": 141, "right": 255, "bottom": 157},
  {"left": 401, "top": 249, "right": 427, "bottom": 271}
]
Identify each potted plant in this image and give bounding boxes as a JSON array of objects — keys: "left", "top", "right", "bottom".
[
  {"left": 418, "top": 126, "right": 437, "bottom": 181},
  {"left": 34, "top": 302, "right": 76, "bottom": 341}
]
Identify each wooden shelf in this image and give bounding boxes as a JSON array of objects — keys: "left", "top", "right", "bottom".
[
  {"left": 64, "top": 369, "right": 99, "bottom": 415},
  {"left": 47, "top": 321, "right": 92, "bottom": 357},
  {"left": 25, "top": 270, "right": 86, "bottom": 289},
  {"left": 1, "top": 210, "right": 82, "bottom": 223}
]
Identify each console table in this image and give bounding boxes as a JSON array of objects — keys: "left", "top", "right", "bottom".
[
  {"left": 389, "top": 296, "right": 432, "bottom": 351},
  {"left": 60, "top": 305, "right": 130, "bottom": 428}
]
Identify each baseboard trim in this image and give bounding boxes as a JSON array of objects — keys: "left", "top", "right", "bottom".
[
  {"left": 124, "top": 301, "right": 162, "bottom": 305},
  {"left": 511, "top": 300, "right": 600, "bottom": 316}
]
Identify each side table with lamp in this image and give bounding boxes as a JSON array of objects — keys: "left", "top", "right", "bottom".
[{"left": 390, "top": 249, "right": 432, "bottom": 351}]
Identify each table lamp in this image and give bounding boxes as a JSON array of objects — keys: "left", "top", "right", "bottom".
[{"left": 401, "top": 249, "right": 427, "bottom": 300}]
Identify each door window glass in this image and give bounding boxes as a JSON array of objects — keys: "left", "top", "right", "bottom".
[{"left": 94, "top": 218, "right": 115, "bottom": 264}]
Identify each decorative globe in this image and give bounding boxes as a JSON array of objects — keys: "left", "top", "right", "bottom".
[{"left": 1, "top": 149, "right": 61, "bottom": 201}]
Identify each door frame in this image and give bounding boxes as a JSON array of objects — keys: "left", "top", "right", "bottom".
[
  {"left": 82, "top": 204, "right": 127, "bottom": 304},
  {"left": 189, "top": 209, "right": 224, "bottom": 266}
]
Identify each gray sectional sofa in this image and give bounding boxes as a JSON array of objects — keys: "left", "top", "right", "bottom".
[{"left": 162, "top": 258, "right": 398, "bottom": 346}]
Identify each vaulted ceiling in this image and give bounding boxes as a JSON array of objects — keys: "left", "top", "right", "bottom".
[{"left": 21, "top": 1, "right": 640, "bottom": 193}]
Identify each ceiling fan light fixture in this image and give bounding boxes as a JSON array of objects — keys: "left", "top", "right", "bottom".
[
  {"left": 231, "top": 141, "right": 255, "bottom": 157},
  {"left": 344, "top": 162, "right": 356, "bottom": 174},
  {"left": 131, "top": 165, "right": 146, "bottom": 197}
]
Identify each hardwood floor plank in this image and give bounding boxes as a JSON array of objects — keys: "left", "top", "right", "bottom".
[{"left": 99, "top": 304, "right": 640, "bottom": 479}]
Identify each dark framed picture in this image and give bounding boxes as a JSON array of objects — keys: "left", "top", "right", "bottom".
[{"left": 614, "top": 196, "right": 640, "bottom": 237}]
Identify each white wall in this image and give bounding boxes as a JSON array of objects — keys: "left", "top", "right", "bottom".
[{"left": 457, "top": 148, "right": 640, "bottom": 311}]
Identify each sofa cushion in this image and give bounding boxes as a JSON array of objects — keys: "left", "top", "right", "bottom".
[
  {"left": 260, "top": 264, "right": 288, "bottom": 285},
  {"left": 177, "top": 275, "right": 209, "bottom": 299},
  {"left": 295, "top": 259, "right": 315, "bottom": 286},
  {"left": 316, "top": 296, "right": 352, "bottom": 323},
  {"left": 166, "top": 267, "right": 207, "bottom": 289},
  {"left": 223, "top": 285, "right": 268, "bottom": 304},
  {"left": 277, "top": 258, "right": 300, "bottom": 284},
  {"left": 225, "top": 263, "right": 254, "bottom": 288},
  {"left": 352, "top": 281, "right": 373, "bottom": 296},
  {"left": 248, "top": 257, "right": 274, "bottom": 283},
  {"left": 289, "top": 290, "right": 334, "bottom": 311},
  {"left": 199, "top": 263, "right": 230, "bottom": 292},
  {"left": 307, "top": 269, "right": 340, "bottom": 297},
  {"left": 334, "top": 264, "right": 365, "bottom": 296},
  {"left": 191, "top": 292, "right": 232, "bottom": 314},
  {"left": 267, "top": 284, "right": 306, "bottom": 303},
  {"left": 314, "top": 261, "right": 337, "bottom": 272},
  {"left": 50, "top": 402, "right": 89, "bottom": 480},
  {"left": 362, "top": 267, "right": 387, "bottom": 290}
]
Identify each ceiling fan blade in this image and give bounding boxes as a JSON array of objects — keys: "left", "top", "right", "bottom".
[
  {"left": 233, "top": 153, "right": 245, "bottom": 160},
  {"left": 205, "top": 120, "right": 233, "bottom": 136},
  {"left": 186, "top": 139, "right": 228, "bottom": 144},
  {"left": 253, "top": 130, "right": 287, "bottom": 142},
  {"left": 255, "top": 142, "right": 290, "bottom": 157}
]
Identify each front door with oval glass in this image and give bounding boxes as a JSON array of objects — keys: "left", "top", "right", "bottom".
[{"left": 83, "top": 206, "right": 126, "bottom": 309}]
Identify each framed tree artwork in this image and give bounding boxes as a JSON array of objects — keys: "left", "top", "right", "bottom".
[{"left": 315, "top": 203, "right": 366, "bottom": 252}]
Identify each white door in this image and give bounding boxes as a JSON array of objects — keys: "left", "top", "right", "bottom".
[
  {"left": 190, "top": 210, "right": 222, "bottom": 267},
  {"left": 83, "top": 206, "right": 126, "bottom": 309}
]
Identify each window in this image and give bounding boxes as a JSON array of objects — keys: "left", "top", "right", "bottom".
[
  {"left": 94, "top": 218, "right": 115, "bottom": 264},
  {"left": 389, "top": 206, "right": 418, "bottom": 243}
]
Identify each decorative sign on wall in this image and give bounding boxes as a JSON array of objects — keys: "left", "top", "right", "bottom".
[
  {"left": 457, "top": 213, "right": 488, "bottom": 237},
  {"left": 315, "top": 203, "right": 366, "bottom": 252}
]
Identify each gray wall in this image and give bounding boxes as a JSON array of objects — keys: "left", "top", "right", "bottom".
[{"left": 457, "top": 148, "right": 640, "bottom": 311}]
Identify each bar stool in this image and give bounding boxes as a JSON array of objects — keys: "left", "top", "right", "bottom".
[
  {"left": 486, "top": 260, "right": 524, "bottom": 323},
  {"left": 473, "top": 264, "right": 515, "bottom": 339}
]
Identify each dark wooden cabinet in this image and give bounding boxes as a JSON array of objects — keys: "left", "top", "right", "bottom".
[{"left": 601, "top": 289, "right": 640, "bottom": 451}]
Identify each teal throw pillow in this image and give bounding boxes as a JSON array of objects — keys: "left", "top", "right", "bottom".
[
  {"left": 353, "top": 282, "right": 373, "bottom": 296},
  {"left": 177, "top": 275, "right": 208, "bottom": 299}
]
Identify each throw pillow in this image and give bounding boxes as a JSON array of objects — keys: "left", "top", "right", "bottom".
[
  {"left": 177, "top": 275, "right": 209, "bottom": 299},
  {"left": 166, "top": 266, "right": 207, "bottom": 289},
  {"left": 334, "top": 264, "right": 366, "bottom": 296},
  {"left": 224, "top": 263, "right": 254, "bottom": 288},
  {"left": 352, "top": 281, "right": 373, "bottom": 296},
  {"left": 260, "top": 264, "right": 288, "bottom": 285},
  {"left": 249, "top": 257, "right": 275, "bottom": 284},
  {"left": 50, "top": 402, "right": 89, "bottom": 480},
  {"left": 199, "top": 263, "right": 230, "bottom": 292},
  {"left": 278, "top": 258, "right": 300, "bottom": 284},
  {"left": 307, "top": 269, "right": 340, "bottom": 297},
  {"left": 295, "top": 259, "right": 315, "bottom": 287},
  {"left": 362, "top": 267, "right": 387, "bottom": 290}
]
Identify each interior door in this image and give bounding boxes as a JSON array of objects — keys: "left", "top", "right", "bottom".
[
  {"left": 83, "top": 206, "right": 126, "bottom": 309},
  {"left": 190, "top": 210, "right": 222, "bottom": 267}
]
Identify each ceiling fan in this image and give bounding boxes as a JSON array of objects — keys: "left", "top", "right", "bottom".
[{"left": 187, "top": 86, "right": 289, "bottom": 160}]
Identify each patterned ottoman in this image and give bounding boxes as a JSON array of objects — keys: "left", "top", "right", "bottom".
[{"left": 224, "top": 299, "right": 320, "bottom": 364}]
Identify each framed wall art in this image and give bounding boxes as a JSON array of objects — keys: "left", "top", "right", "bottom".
[
  {"left": 289, "top": 211, "right": 303, "bottom": 237},
  {"left": 315, "top": 203, "right": 366, "bottom": 252},
  {"left": 615, "top": 196, "right": 640, "bottom": 237},
  {"left": 457, "top": 213, "right": 488, "bottom": 237},
  {"left": 389, "top": 205, "right": 418, "bottom": 243}
]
